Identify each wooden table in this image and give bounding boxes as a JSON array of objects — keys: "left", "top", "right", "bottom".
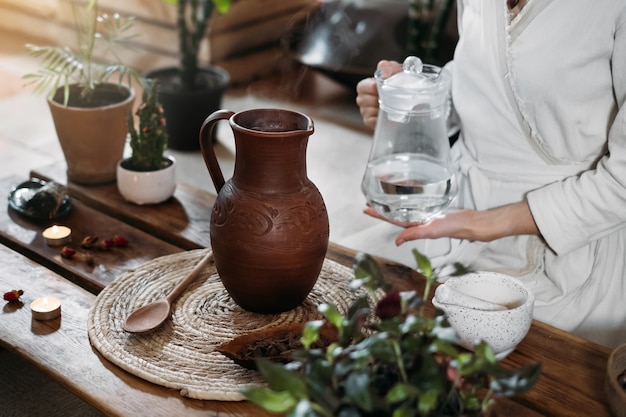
[{"left": 0, "top": 166, "right": 614, "bottom": 417}]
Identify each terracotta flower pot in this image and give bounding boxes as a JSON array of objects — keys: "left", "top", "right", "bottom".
[{"left": 48, "top": 84, "right": 135, "bottom": 185}]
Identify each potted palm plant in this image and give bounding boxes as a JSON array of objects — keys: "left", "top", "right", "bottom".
[
  {"left": 24, "top": 0, "right": 140, "bottom": 185},
  {"left": 117, "top": 78, "right": 176, "bottom": 205},
  {"left": 146, "top": 0, "right": 231, "bottom": 151},
  {"left": 241, "top": 251, "right": 542, "bottom": 417}
]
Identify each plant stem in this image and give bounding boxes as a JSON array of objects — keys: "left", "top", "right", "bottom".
[
  {"left": 178, "top": 0, "right": 214, "bottom": 90},
  {"left": 392, "top": 340, "right": 409, "bottom": 384}
]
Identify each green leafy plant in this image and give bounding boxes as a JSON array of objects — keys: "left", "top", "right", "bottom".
[
  {"left": 243, "top": 250, "right": 541, "bottom": 417},
  {"left": 24, "top": 0, "right": 139, "bottom": 106},
  {"left": 162, "top": 0, "right": 232, "bottom": 90},
  {"left": 126, "top": 79, "right": 169, "bottom": 171}
]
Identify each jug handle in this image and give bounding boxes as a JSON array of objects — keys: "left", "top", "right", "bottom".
[{"left": 199, "top": 109, "right": 235, "bottom": 193}]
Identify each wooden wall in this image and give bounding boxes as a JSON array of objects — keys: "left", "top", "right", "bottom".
[{"left": 0, "top": 0, "right": 320, "bottom": 85}]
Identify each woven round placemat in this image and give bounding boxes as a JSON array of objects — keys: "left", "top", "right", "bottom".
[{"left": 87, "top": 249, "right": 361, "bottom": 401}]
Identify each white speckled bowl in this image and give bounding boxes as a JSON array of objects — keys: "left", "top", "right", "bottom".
[{"left": 432, "top": 271, "right": 534, "bottom": 358}]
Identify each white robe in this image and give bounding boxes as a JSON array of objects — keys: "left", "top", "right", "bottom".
[{"left": 341, "top": 0, "right": 626, "bottom": 348}]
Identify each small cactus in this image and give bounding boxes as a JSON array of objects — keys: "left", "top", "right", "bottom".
[{"left": 127, "top": 79, "right": 169, "bottom": 171}]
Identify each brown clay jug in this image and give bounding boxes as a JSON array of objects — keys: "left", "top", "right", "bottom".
[{"left": 199, "top": 108, "right": 330, "bottom": 314}]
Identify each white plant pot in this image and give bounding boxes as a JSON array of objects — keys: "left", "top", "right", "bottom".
[{"left": 117, "top": 156, "right": 176, "bottom": 205}]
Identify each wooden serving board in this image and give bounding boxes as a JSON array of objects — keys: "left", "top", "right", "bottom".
[
  {"left": 31, "top": 164, "right": 215, "bottom": 251},
  {"left": 1, "top": 175, "right": 184, "bottom": 294}
]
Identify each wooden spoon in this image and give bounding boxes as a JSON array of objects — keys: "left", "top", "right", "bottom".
[{"left": 122, "top": 250, "right": 214, "bottom": 333}]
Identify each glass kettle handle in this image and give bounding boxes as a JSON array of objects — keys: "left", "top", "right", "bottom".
[{"left": 199, "top": 109, "right": 235, "bottom": 193}]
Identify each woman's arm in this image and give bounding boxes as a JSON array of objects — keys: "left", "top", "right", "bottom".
[
  {"left": 364, "top": 201, "right": 540, "bottom": 246},
  {"left": 526, "top": 11, "right": 626, "bottom": 256}
]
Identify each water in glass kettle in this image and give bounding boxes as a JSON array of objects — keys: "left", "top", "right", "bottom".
[{"left": 362, "top": 153, "right": 457, "bottom": 223}]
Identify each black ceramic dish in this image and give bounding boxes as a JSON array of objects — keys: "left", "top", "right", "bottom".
[{"left": 8, "top": 178, "right": 72, "bottom": 220}]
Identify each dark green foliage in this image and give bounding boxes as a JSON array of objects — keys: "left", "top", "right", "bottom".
[
  {"left": 163, "top": 0, "right": 232, "bottom": 90},
  {"left": 127, "top": 79, "right": 169, "bottom": 171},
  {"left": 243, "top": 251, "right": 541, "bottom": 417}
]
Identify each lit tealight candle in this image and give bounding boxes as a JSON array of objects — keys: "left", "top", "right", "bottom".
[
  {"left": 30, "top": 297, "right": 62, "bottom": 321},
  {"left": 42, "top": 225, "right": 72, "bottom": 246}
]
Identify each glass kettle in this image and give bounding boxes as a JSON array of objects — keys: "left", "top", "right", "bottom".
[{"left": 361, "top": 56, "right": 457, "bottom": 223}]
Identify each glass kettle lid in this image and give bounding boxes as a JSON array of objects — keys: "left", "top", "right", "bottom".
[{"left": 375, "top": 56, "right": 451, "bottom": 115}]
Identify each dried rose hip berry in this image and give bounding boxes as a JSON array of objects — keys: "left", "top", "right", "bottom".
[
  {"left": 61, "top": 246, "right": 76, "bottom": 258},
  {"left": 112, "top": 235, "right": 129, "bottom": 246},
  {"left": 3, "top": 289, "right": 23, "bottom": 302},
  {"left": 80, "top": 253, "right": 95, "bottom": 267},
  {"left": 81, "top": 236, "right": 99, "bottom": 249},
  {"left": 98, "top": 239, "right": 115, "bottom": 251}
]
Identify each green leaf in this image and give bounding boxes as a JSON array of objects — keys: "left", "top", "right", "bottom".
[
  {"left": 490, "top": 363, "right": 542, "bottom": 397},
  {"left": 400, "top": 290, "right": 423, "bottom": 311},
  {"left": 459, "top": 390, "right": 482, "bottom": 412},
  {"left": 429, "top": 337, "right": 460, "bottom": 358},
  {"left": 392, "top": 408, "right": 416, "bottom": 417},
  {"left": 386, "top": 383, "right": 420, "bottom": 403},
  {"left": 342, "top": 307, "right": 370, "bottom": 344},
  {"left": 301, "top": 320, "right": 324, "bottom": 350},
  {"left": 325, "top": 343, "right": 343, "bottom": 362},
  {"left": 214, "top": 0, "right": 232, "bottom": 14},
  {"left": 241, "top": 387, "right": 297, "bottom": 413},
  {"left": 366, "top": 336, "right": 397, "bottom": 362},
  {"left": 344, "top": 372, "right": 373, "bottom": 411},
  {"left": 255, "top": 358, "right": 307, "bottom": 398},
  {"left": 417, "top": 389, "right": 439, "bottom": 415},
  {"left": 472, "top": 340, "right": 497, "bottom": 364},
  {"left": 430, "top": 315, "right": 460, "bottom": 344},
  {"left": 346, "top": 295, "right": 370, "bottom": 320},
  {"left": 338, "top": 406, "right": 367, "bottom": 417},
  {"left": 353, "top": 252, "right": 390, "bottom": 292},
  {"left": 318, "top": 303, "right": 344, "bottom": 331},
  {"left": 412, "top": 249, "right": 433, "bottom": 280},
  {"left": 290, "top": 399, "right": 323, "bottom": 417}
]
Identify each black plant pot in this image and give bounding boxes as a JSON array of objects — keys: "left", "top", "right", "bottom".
[{"left": 146, "top": 66, "right": 230, "bottom": 151}]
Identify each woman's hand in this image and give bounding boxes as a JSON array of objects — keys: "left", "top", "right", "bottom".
[
  {"left": 355, "top": 77, "right": 378, "bottom": 130},
  {"left": 364, "top": 201, "right": 540, "bottom": 246},
  {"left": 355, "top": 60, "right": 403, "bottom": 130}
]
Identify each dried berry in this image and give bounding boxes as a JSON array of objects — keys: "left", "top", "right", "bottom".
[
  {"left": 3, "top": 289, "right": 24, "bottom": 302},
  {"left": 81, "top": 236, "right": 99, "bottom": 249},
  {"left": 98, "top": 239, "right": 115, "bottom": 251},
  {"left": 80, "top": 253, "right": 95, "bottom": 267},
  {"left": 60, "top": 246, "right": 94, "bottom": 266},
  {"left": 112, "top": 235, "right": 129, "bottom": 246},
  {"left": 61, "top": 246, "right": 76, "bottom": 258}
]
